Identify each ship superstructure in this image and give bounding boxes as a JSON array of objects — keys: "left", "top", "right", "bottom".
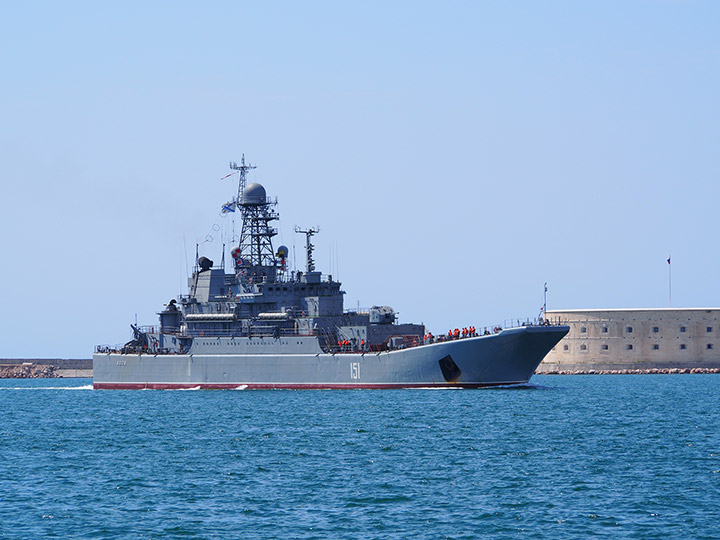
[{"left": 93, "top": 158, "right": 568, "bottom": 389}]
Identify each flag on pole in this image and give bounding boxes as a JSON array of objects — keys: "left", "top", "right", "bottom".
[
  {"left": 221, "top": 201, "right": 236, "bottom": 213},
  {"left": 667, "top": 256, "right": 671, "bottom": 265},
  {"left": 220, "top": 172, "right": 236, "bottom": 180}
]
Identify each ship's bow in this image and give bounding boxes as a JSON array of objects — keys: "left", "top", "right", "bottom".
[{"left": 473, "top": 325, "right": 569, "bottom": 384}]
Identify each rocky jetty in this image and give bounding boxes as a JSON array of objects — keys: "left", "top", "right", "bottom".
[
  {"left": 0, "top": 364, "right": 57, "bottom": 378},
  {"left": 539, "top": 367, "right": 720, "bottom": 375},
  {"left": 0, "top": 359, "right": 92, "bottom": 378}
]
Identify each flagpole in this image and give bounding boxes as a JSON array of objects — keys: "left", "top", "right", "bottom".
[{"left": 668, "top": 255, "right": 672, "bottom": 307}]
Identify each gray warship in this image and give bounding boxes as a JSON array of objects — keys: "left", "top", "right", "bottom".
[{"left": 93, "top": 158, "right": 568, "bottom": 389}]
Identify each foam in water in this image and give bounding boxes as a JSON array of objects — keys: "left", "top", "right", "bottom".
[{"left": 0, "top": 384, "right": 94, "bottom": 391}]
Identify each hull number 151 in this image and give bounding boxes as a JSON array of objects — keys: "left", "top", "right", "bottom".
[{"left": 350, "top": 362, "right": 360, "bottom": 380}]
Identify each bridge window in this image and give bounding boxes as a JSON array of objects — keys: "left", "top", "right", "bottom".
[
  {"left": 653, "top": 344, "right": 659, "bottom": 350},
  {"left": 626, "top": 344, "right": 633, "bottom": 350},
  {"left": 626, "top": 326, "right": 633, "bottom": 333},
  {"left": 707, "top": 327, "right": 713, "bottom": 333},
  {"left": 680, "top": 344, "right": 687, "bottom": 350},
  {"left": 652, "top": 327, "right": 659, "bottom": 333},
  {"left": 680, "top": 326, "right": 687, "bottom": 333},
  {"left": 707, "top": 344, "right": 713, "bottom": 350}
]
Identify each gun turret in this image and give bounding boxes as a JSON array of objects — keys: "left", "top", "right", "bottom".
[{"left": 122, "top": 324, "right": 149, "bottom": 353}]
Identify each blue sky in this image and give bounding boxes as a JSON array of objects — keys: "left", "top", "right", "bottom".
[{"left": 1, "top": 1, "right": 718, "bottom": 358}]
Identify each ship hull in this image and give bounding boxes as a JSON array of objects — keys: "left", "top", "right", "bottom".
[{"left": 93, "top": 325, "right": 568, "bottom": 389}]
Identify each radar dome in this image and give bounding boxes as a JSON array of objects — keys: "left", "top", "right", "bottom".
[{"left": 242, "top": 183, "right": 266, "bottom": 205}]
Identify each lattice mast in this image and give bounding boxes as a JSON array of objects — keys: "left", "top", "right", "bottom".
[
  {"left": 239, "top": 196, "right": 278, "bottom": 267},
  {"left": 224, "top": 158, "right": 279, "bottom": 279},
  {"left": 229, "top": 155, "right": 256, "bottom": 207}
]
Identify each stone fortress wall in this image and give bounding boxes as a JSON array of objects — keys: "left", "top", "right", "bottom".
[{"left": 538, "top": 308, "right": 720, "bottom": 373}]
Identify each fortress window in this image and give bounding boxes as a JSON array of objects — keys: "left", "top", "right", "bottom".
[
  {"left": 602, "top": 327, "right": 608, "bottom": 333},
  {"left": 680, "top": 344, "right": 687, "bottom": 350},
  {"left": 626, "top": 344, "right": 633, "bottom": 350},
  {"left": 626, "top": 326, "right": 633, "bottom": 333},
  {"left": 563, "top": 344, "right": 569, "bottom": 351},
  {"left": 707, "top": 344, "right": 714, "bottom": 350},
  {"left": 580, "top": 327, "right": 587, "bottom": 333},
  {"left": 680, "top": 326, "right": 687, "bottom": 333},
  {"left": 602, "top": 344, "right": 609, "bottom": 350},
  {"left": 653, "top": 344, "right": 659, "bottom": 350},
  {"left": 580, "top": 344, "right": 587, "bottom": 351},
  {"left": 707, "top": 327, "right": 713, "bottom": 333},
  {"left": 652, "top": 327, "right": 659, "bottom": 333}
]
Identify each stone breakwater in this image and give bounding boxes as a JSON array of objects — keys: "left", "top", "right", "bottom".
[
  {"left": 0, "top": 359, "right": 92, "bottom": 378},
  {"left": 539, "top": 367, "right": 720, "bottom": 375},
  {"left": 0, "top": 364, "right": 57, "bottom": 378}
]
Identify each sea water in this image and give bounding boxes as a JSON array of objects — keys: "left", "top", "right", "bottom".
[{"left": 0, "top": 375, "right": 718, "bottom": 539}]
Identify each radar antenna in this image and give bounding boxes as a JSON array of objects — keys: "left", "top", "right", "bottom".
[{"left": 295, "top": 227, "right": 319, "bottom": 273}]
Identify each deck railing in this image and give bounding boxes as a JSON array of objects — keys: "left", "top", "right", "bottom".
[{"left": 95, "top": 319, "right": 565, "bottom": 355}]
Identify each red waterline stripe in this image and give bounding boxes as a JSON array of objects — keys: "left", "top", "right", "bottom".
[{"left": 93, "top": 381, "right": 526, "bottom": 390}]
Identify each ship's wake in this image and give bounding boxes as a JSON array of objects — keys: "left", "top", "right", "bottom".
[{"left": 0, "top": 384, "right": 94, "bottom": 391}]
